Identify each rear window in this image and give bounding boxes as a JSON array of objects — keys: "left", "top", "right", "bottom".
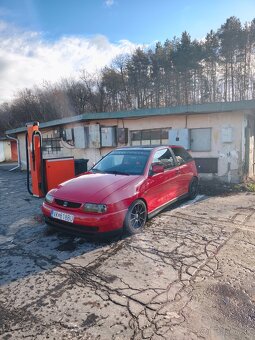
[{"left": 172, "top": 147, "right": 193, "bottom": 164}]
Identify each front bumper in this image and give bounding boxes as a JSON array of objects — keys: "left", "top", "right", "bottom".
[{"left": 42, "top": 201, "right": 127, "bottom": 233}]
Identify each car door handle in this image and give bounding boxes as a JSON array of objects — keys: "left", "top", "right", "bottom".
[{"left": 175, "top": 169, "right": 181, "bottom": 174}]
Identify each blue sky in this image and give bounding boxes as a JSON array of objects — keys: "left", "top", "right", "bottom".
[
  {"left": 0, "top": 0, "right": 255, "bottom": 102},
  {"left": 1, "top": 0, "right": 255, "bottom": 43}
]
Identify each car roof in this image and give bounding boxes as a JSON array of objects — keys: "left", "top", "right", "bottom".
[{"left": 115, "top": 145, "right": 185, "bottom": 152}]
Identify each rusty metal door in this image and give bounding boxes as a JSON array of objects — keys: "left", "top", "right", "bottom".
[{"left": 10, "top": 141, "right": 18, "bottom": 161}]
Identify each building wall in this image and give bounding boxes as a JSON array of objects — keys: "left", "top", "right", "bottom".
[
  {"left": 187, "top": 112, "right": 244, "bottom": 182},
  {"left": 0, "top": 141, "right": 4, "bottom": 162},
  {"left": 19, "top": 134, "right": 27, "bottom": 169},
  {"left": 16, "top": 110, "right": 246, "bottom": 183},
  {"left": 4, "top": 140, "right": 12, "bottom": 161},
  {"left": 245, "top": 114, "right": 255, "bottom": 178},
  {"left": 0, "top": 140, "right": 12, "bottom": 162}
]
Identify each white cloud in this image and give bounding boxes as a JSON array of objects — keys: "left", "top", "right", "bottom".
[
  {"left": 0, "top": 20, "right": 137, "bottom": 103},
  {"left": 105, "top": 0, "right": 115, "bottom": 7}
]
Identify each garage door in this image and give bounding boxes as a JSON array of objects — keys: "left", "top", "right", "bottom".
[{"left": 11, "top": 141, "right": 18, "bottom": 161}]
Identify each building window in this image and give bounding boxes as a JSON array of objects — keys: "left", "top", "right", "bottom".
[
  {"left": 190, "top": 128, "right": 211, "bottom": 152},
  {"left": 42, "top": 137, "right": 62, "bottom": 153},
  {"left": 130, "top": 128, "right": 169, "bottom": 146}
]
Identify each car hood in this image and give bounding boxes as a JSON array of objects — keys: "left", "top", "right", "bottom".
[{"left": 53, "top": 173, "right": 140, "bottom": 203}]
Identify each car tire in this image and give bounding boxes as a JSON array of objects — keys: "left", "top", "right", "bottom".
[
  {"left": 124, "top": 199, "right": 147, "bottom": 235},
  {"left": 188, "top": 177, "right": 199, "bottom": 200}
]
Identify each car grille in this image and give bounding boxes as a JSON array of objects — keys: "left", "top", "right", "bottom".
[{"left": 54, "top": 199, "right": 82, "bottom": 209}]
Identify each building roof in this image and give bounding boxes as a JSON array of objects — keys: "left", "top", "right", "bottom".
[{"left": 5, "top": 99, "right": 255, "bottom": 135}]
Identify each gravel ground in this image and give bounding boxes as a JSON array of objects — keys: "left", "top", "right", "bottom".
[{"left": 0, "top": 168, "right": 255, "bottom": 339}]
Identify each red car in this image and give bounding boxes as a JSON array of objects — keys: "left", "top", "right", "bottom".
[{"left": 42, "top": 146, "right": 198, "bottom": 235}]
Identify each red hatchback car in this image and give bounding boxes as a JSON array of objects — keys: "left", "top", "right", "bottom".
[{"left": 42, "top": 146, "right": 198, "bottom": 235}]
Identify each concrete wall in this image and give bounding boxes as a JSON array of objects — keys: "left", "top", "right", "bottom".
[
  {"left": 0, "top": 141, "right": 4, "bottom": 162},
  {"left": 19, "top": 134, "right": 28, "bottom": 169},
  {"left": 0, "top": 140, "right": 12, "bottom": 162},
  {"left": 186, "top": 112, "right": 244, "bottom": 183},
  {"left": 4, "top": 140, "right": 12, "bottom": 161},
  {"left": 16, "top": 111, "right": 246, "bottom": 183},
  {"left": 246, "top": 114, "right": 255, "bottom": 178}
]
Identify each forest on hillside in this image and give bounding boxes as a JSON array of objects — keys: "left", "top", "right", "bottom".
[{"left": 1, "top": 16, "right": 255, "bottom": 134}]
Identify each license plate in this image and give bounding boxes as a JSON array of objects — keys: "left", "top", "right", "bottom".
[{"left": 51, "top": 210, "right": 74, "bottom": 223}]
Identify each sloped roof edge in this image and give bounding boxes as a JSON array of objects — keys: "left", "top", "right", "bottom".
[{"left": 5, "top": 99, "right": 255, "bottom": 135}]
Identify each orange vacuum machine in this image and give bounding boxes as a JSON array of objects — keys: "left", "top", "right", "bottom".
[{"left": 25, "top": 122, "right": 75, "bottom": 197}]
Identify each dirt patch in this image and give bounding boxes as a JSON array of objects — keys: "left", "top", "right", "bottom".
[
  {"left": 198, "top": 178, "right": 255, "bottom": 196},
  {"left": 0, "top": 303, "right": 39, "bottom": 334},
  {"left": 82, "top": 313, "right": 99, "bottom": 328}
]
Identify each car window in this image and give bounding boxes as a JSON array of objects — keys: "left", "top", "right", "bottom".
[
  {"left": 172, "top": 147, "right": 193, "bottom": 165},
  {"left": 152, "top": 148, "right": 175, "bottom": 170}
]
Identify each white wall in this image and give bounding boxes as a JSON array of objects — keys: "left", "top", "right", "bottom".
[
  {"left": 246, "top": 114, "right": 255, "bottom": 178},
  {"left": 0, "top": 140, "right": 12, "bottom": 162},
  {"left": 16, "top": 110, "right": 246, "bottom": 182},
  {"left": 4, "top": 140, "right": 12, "bottom": 161},
  {"left": 0, "top": 141, "right": 4, "bottom": 162},
  {"left": 19, "top": 134, "right": 27, "bottom": 169}
]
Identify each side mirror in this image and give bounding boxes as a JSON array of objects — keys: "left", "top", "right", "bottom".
[{"left": 152, "top": 164, "right": 164, "bottom": 174}]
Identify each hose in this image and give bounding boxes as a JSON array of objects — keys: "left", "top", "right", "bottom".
[
  {"left": 26, "top": 130, "right": 46, "bottom": 196},
  {"left": 25, "top": 132, "right": 33, "bottom": 195},
  {"left": 32, "top": 130, "right": 46, "bottom": 196}
]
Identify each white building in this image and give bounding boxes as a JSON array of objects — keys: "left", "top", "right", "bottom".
[
  {"left": 0, "top": 137, "right": 13, "bottom": 163},
  {"left": 5, "top": 100, "right": 255, "bottom": 183}
]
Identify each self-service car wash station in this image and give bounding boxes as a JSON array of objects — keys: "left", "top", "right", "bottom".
[{"left": 25, "top": 122, "right": 87, "bottom": 197}]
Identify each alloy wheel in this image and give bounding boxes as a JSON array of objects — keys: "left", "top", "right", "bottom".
[{"left": 129, "top": 202, "right": 147, "bottom": 229}]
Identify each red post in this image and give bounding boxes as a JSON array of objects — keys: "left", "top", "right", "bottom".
[{"left": 26, "top": 122, "right": 44, "bottom": 197}]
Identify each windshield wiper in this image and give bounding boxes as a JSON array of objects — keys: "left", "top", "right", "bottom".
[{"left": 106, "top": 170, "right": 130, "bottom": 176}]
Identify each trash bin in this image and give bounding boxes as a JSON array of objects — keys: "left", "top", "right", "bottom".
[{"left": 74, "top": 159, "right": 89, "bottom": 176}]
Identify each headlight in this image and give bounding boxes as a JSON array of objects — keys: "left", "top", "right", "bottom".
[
  {"left": 83, "top": 203, "right": 107, "bottom": 213},
  {"left": 45, "top": 193, "right": 54, "bottom": 204}
]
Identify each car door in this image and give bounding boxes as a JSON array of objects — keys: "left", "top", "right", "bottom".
[
  {"left": 171, "top": 147, "right": 194, "bottom": 195},
  {"left": 143, "top": 148, "right": 180, "bottom": 213}
]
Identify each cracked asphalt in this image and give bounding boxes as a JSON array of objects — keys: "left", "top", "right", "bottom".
[{"left": 0, "top": 168, "right": 255, "bottom": 339}]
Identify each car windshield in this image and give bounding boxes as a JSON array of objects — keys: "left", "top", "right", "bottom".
[{"left": 91, "top": 149, "right": 151, "bottom": 175}]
